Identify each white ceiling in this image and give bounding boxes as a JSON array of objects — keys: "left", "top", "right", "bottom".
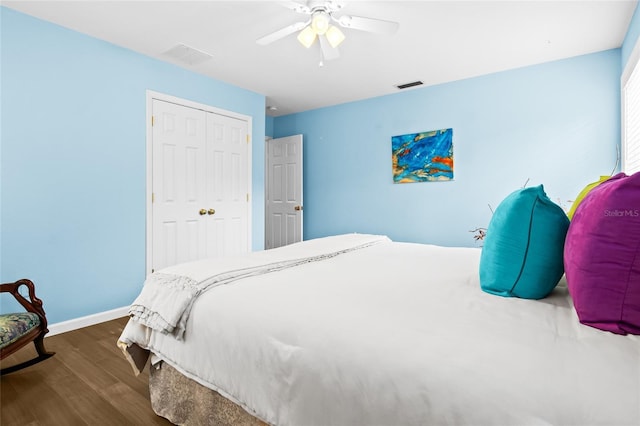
[{"left": 3, "top": 0, "right": 637, "bottom": 116}]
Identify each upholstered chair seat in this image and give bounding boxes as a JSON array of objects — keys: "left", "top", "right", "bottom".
[
  {"left": 1, "top": 312, "right": 42, "bottom": 347},
  {"left": 0, "top": 279, "right": 54, "bottom": 374}
]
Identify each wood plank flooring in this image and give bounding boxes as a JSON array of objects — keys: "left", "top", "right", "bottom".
[{"left": 0, "top": 317, "right": 173, "bottom": 426}]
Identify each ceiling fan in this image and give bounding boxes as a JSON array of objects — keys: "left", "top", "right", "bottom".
[{"left": 256, "top": 1, "right": 399, "bottom": 63}]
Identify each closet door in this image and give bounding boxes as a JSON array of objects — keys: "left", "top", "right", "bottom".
[
  {"left": 152, "top": 99, "right": 207, "bottom": 270},
  {"left": 204, "top": 112, "right": 249, "bottom": 258},
  {"left": 151, "top": 100, "right": 249, "bottom": 272}
]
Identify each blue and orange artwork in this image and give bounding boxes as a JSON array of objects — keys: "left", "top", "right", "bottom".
[{"left": 392, "top": 128, "right": 453, "bottom": 183}]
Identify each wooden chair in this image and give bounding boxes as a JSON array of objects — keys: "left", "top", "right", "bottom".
[{"left": 0, "top": 279, "right": 55, "bottom": 374}]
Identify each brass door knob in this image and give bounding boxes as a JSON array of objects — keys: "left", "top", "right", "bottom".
[
  {"left": 294, "top": 205, "right": 303, "bottom": 211},
  {"left": 208, "top": 209, "right": 216, "bottom": 215},
  {"left": 199, "top": 209, "right": 207, "bottom": 215}
]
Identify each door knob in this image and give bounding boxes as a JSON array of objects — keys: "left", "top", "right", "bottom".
[
  {"left": 199, "top": 209, "right": 207, "bottom": 215},
  {"left": 294, "top": 205, "right": 303, "bottom": 211},
  {"left": 208, "top": 209, "right": 216, "bottom": 215}
]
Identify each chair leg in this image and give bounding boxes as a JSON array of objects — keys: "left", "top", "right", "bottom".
[
  {"left": 33, "top": 335, "right": 55, "bottom": 358},
  {"left": 0, "top": 336, "right": 55, "bottom": 375}
]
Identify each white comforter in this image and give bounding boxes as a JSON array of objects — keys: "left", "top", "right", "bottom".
[
  {"left": 128, "top": 233, "right": 389, "bottom": 339},
  {"left": 119, "top": 234, "right": 640, "bottom": 426}
]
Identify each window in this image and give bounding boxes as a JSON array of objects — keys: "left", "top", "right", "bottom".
[{"left": 622, "top": 41, "right": 640, "bottom": 175}]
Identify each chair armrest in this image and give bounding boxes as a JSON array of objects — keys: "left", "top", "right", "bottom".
[{"left": 0, "top": 279, "right": 49, "bottom": 333}]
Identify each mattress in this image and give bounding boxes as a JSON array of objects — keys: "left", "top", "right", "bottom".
[{"left": 119, "top": 234, "right": 640, "bottom": 425}]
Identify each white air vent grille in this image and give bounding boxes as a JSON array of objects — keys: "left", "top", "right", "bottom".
[{"left": 163, "top": 43, "right": 213, "bottom": 65}]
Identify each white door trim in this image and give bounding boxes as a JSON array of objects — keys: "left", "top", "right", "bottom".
[{"left": 145, "top": 90, "right": 252, "bottom": 275}]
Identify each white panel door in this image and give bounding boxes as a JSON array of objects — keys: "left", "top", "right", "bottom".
[
  {"left": 205, "top": 112, "right": 249, "bottom": 257},
  {"left": 152, "top": 99, "right": 206, "bottom": 270},
  {"left": 151, "top": 99, "right": 250, "bottom": 271},
  {"left": 266, "top": 135, "right": 303, "bottom": 249}
]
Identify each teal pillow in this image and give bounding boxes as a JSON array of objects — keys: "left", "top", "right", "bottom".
[{"left": 480, "top": 185, "right": 569, "bottom": 299}]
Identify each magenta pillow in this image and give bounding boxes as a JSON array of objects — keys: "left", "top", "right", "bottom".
[{"left": 564, "top": 172, "right": 640, "bottom": 335}]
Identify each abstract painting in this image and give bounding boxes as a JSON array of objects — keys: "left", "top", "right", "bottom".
[{"left": 392, "top": 128, "right": 453, "bottom": 183}]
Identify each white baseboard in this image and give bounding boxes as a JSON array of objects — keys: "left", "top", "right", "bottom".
[{"left": 47, "top": 306, "right": 130, "bottom": 337}]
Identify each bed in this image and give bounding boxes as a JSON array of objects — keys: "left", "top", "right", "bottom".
[{"left": 118, "top": 233, "right": 640, "bottom": 425}]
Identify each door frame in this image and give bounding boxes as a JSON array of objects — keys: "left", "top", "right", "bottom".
[{"left": 145, "top": 90, "right": 252, "bottom": 275}]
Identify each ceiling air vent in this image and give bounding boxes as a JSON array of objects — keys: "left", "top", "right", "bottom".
[
  {"left": 396, "top": 81, "right": 423, "bottom": 90},
  {"left": 163, "top": 43, "right": 213, "bottom": 66}
]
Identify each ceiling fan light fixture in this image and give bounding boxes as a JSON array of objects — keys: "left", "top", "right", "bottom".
[
  {"left": 325, "top": 25, "right": 345, "bottom": 48},
  {"left": 297, "top": 25, "right": 317, "bottom": 48},
  {"left": 311, "top": 11, "right": 330, "bottom": 35}
]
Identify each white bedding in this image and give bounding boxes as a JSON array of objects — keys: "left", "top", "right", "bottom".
[
  {"left": 119, "top": 234, "right": 640, "bottom": 426},
  {"left": 128, "top": 233, "right": 389, "bottom": 338}
]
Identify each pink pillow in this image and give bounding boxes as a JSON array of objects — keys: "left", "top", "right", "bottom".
[{"left": 564, "top": 172, "right": 640, "bottom": 334}]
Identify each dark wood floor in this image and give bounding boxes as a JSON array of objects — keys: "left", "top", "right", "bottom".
[{"left": 1, "top": 317, "right": 173, "bottom": 426}]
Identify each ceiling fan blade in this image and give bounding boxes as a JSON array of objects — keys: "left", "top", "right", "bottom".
[
  {"left": 257, "top": 20, "right": 309, "bottom": 45},
  {"left": 335, "top": 15, "right": 399, "bottom": 35},
  {"left": 319, "top": 35, "right": 340, "bottom": 61},
  {"left": 278, "top": 1, "right": 312, "bottom": 14}
]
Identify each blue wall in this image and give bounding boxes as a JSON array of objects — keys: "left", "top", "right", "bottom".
[
  {"left": 274, "top": 50, "right": 621, "bottom": 247},
  {"left": 266, "top": 115, "right": 275, "bottom": 138},
  {"left": 0, "top": 7, "right": 266, "bottom": 323},
  {"left": 0, "top": 5, "right": 628, "bottom": 325}
]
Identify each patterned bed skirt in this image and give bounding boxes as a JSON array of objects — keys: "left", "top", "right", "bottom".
[{"left": 149, "top": 361, "right": 268, "bottom": 426}]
